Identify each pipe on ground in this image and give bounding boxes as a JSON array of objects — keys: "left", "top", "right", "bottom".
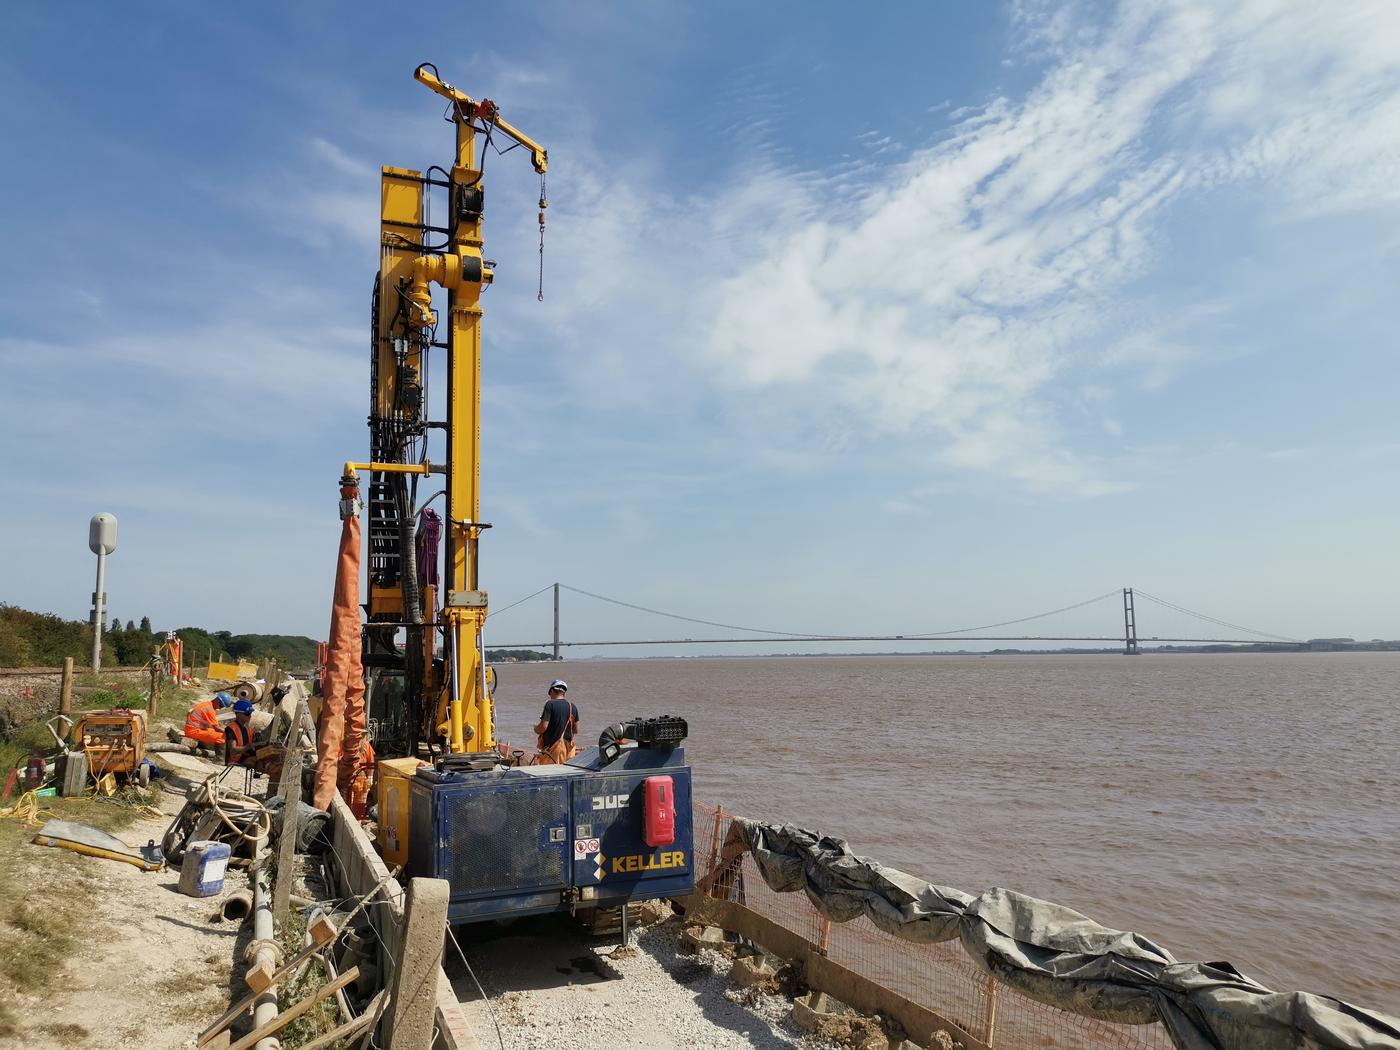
[
  {"left": 249, "top": 864, "right": 281, "bottom": 1050},
  {"left": 222, "top": 891, "right": 253, "bottom": 922}
]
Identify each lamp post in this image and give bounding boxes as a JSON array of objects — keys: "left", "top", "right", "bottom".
[{"left": 89, "top": 513, "right": 118, "bottom": 673}]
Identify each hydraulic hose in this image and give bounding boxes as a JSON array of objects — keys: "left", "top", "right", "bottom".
[
  {"left": 597, "top": 723, "right": 631, "bottom": 766},
  {"left": 396, "top": 476, "right": 421, "bottom": 626},
  {"left": 598, "top": 716, "right": 689, "bottom": 765}
]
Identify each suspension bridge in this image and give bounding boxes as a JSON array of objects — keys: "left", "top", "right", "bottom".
[{"left": 485, "top": 585, "right": 1306, "bottom": 657}]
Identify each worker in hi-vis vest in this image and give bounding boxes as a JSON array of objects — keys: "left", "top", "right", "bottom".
[
  {"left": 224, "top": 699, "right": 258, "bottom": 766},
  {"left": 533, "top": 679, "right": 579, "bottom": 764},
  {"left": 184, "top": 692, "right": 233, "bottom": 749}
]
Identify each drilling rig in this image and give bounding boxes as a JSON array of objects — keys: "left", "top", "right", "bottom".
[
  {"left": 331, "top": 65, "right": 694, "bottom": 928},
  {"left": 346, "top": 62, "right": 549, "bottom": 759}
]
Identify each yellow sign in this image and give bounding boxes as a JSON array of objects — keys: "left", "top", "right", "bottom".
[
  {"left": 611, "top": 851, "right": 686, "bottom": 875},
  {"left": 207, "top": 660, "right": 257, "bottom": 682}
]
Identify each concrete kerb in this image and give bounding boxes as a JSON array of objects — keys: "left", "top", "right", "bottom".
[{"left": 326, "top": 791, "right": 477, "bottom": 1050}]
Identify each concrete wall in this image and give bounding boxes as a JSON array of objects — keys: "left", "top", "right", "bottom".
[{"left": 327, "top": 792, "right": 477, "bottom": 1050}]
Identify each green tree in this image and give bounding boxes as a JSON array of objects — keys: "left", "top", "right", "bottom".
[
  {"left": 0, "top": 620, "right": 31, "bottom": 666},
  {"left": 139, "top": 616, "right": 152, "bottom": 633}
]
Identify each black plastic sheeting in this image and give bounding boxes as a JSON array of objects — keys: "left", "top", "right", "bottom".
[{"left": 728, "top": 819, "right": 1400, "bottom": 1050}]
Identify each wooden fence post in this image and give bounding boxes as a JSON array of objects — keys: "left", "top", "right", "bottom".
[
  {"left": 983, "top": 974, "right": 999, "bottom": 1049},
  {"left": 706, "top": 805, "right": 725, "bottom": 891},
  {"left": 273, "top": 700, "right": 307, "bottom": 924},
  {"left": 149, "top": 660, "right": 160, "bottom": 720},
  {"left": 59, "top": 657, "right": 74, "bottom": 716}
]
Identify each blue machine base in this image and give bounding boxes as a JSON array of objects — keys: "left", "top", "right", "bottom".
[{"left": 406, "top": 745, "right": 694, "bottom": 924}]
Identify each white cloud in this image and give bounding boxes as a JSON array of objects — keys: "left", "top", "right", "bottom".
[
  {"left": 503, "top": 0, "right": 1400, "bottom": 498},
  {"left": 279, "top": 4, "right": 1400, "bottom": 501}
]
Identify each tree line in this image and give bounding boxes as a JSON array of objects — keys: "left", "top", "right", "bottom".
[{"left": 0, "top": 604, "right": 319, "bottom": 671}]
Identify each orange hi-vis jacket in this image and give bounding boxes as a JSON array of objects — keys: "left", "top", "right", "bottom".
[
  {"left": 225, "top": 720, "right": 255, "bottom": 766},
  {"left": 184, "top": 699, "right": 225, "bottom": 748}
]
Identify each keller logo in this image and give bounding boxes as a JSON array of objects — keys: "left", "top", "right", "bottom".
[{"left": 611, "top": 851, "right": 686, "bottom": 874}]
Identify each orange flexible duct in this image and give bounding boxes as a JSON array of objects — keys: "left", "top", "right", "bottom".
[{"left": 313, "top": 482, "right": 368, "bottom": 810}]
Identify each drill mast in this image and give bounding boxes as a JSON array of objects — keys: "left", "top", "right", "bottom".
[{"left": 355, "top": 63, "right": 547, "bottom": 757}]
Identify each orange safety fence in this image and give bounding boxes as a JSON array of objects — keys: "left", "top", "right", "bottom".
[{"left": 692, "top": 800, "right": 1175, "bottom": 1050}]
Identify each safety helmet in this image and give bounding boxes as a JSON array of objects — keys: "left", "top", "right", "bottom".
[
  {"left": 215, "top": 691, "right": 233, "bottom": 706},
  {"left": 232, "top": 699, "right": 255, "bottom": 715},
  {"left": 548, "top": 679, "right": 568, "bottom": 693}
]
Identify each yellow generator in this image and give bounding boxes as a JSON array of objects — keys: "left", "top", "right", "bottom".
[
  {"left": 376, "top": 756, "right": 424, "bottom": 868},
  {"left": 73, "top": 709, "right": 149, "bottom": 787}
]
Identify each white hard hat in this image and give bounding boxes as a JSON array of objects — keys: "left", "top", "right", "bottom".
[{"left": 548, "top": 679, "right": 568, "bottom": 693}]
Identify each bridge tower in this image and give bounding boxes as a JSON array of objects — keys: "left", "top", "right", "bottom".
[
  {"left": 1122, "top": 588, "right": 1139, "bottom": 655},
  {"left": 553, "top": 582, "right": 561, "bottom": 661}
]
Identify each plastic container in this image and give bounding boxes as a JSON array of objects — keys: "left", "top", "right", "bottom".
[
  {"left": 178, "top": 840, "right": 231, "bottom": 897},
  {"left": 24, "top": 757, "right": 46, "bottom": 791}
]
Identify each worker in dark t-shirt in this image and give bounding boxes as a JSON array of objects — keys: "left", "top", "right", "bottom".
[{"left": 533, "top": 679, "right": 578, "bottom": 764}]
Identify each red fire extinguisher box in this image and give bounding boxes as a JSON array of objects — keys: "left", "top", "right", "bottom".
[{"left": 643, "top": 775, "right": 676, "bottom": 847}]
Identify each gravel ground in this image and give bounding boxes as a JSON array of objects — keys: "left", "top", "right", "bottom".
[
  {"left": 447, "top": 915, "right": 841, "bottom": 1050},
  {"left": 2, "top": 751, "right": 251, "bottom": 1050}
]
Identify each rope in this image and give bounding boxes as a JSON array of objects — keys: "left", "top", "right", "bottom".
[
  {"left": 243, "top": 937, "right": 286, "bottom": 968},
  {"left": 197, "top": 774, "right": 272, "bottom": 843},
  {"left": 447, "top": 924, "right": 506, "bottom": 1050}
]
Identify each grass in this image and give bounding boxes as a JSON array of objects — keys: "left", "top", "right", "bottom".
[
  {"left": 73, "top": 674, "right": 201, "bottom": 718},
  {"left": 277, "top": 910, "right": 347, "bottom": 1049},
  {"left": 0, "top": 720, "right": 59, "bottom": 791}
]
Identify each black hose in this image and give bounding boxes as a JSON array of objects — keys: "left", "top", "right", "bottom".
[
  {"left": 397, "top": 476, "right": 421, "bottom": 626},
  {"left": 598, "top": 722, "right": 631, "bottom": 766}
]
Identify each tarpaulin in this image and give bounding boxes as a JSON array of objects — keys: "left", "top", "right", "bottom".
[
  {"left": 727, "top": 819, "right": 1400, "bottom": 1050},
  {"left": 313, "top": 489, "right": 366, "bottom": 811}
]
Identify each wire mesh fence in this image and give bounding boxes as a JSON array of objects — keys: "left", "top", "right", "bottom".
[{"left": 694, "top": 801, "right": 1174, "bottom": 1050}]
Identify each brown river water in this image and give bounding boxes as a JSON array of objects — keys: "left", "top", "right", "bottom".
[{"left": 489, "top": 652, "right": 1400, "bottom": 1015}]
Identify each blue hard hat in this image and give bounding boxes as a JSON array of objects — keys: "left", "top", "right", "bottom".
[
  {"left": 215, "top": 692, "right": 233, "bottom": 706},
  {"left": 232, "top": 699, "right": 255, "bottom": 715}
]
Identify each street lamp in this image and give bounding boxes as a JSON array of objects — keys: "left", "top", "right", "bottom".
[{"left": 89, "top": 513, "right": 118, "bottom": 673}]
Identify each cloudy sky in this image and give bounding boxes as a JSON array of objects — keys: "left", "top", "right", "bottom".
[{"left": 2, "top": 1, "right": 1399, "bottom": 653}]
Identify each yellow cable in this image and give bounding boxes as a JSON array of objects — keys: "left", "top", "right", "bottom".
[{"left": 0, "top": 789, "right": 41, "bottom": 824}]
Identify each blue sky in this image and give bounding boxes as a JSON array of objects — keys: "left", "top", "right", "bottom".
[{"left": 3, "top": 1, "right": 1399, "bottom": 653}]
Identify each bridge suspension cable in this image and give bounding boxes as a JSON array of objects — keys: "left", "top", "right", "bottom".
[
  {"left": 908, "top": 589, "right": 1121, "bottom": 637},
  {"left": 1133, "top": 590, "right": 1299, "bottom": 643},
  {"left": 487, "top": 583, "right": 1130, "bottom": 643},
  {"left": 485, "top": 583, "right": 556, "bottom": 620},
  {"left": 555, "top": 584, "right": 842, "bottom": 638}
]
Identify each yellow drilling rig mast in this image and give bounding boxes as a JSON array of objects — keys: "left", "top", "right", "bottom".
[{"left": 343, "top": 63, "right": 547, "bottom": 759}]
